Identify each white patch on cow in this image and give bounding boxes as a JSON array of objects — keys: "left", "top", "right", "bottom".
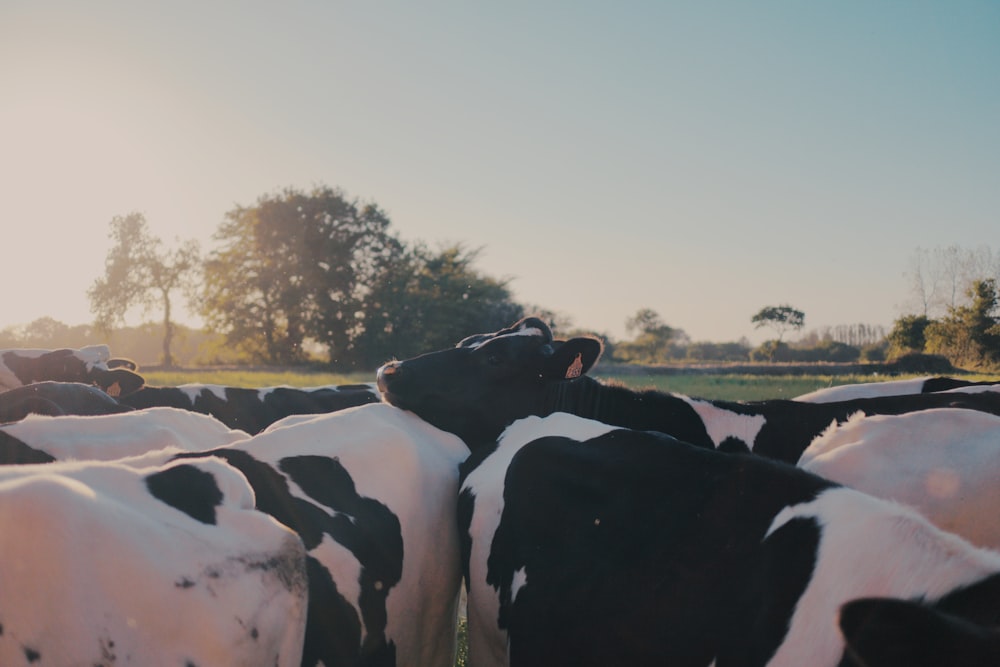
[
  {"left": 792, "top": 377, "right": 932, "bottom": 403},
  {"left": 76, "top": 344, "right": 112, "bottom": 369},
  {"left": 510, "top": 567, "right": 528, "bottom": 603},
  {"left": 799, "top": 408, "right": 1000, "bottom": 550},
  {"left": 176, "top": 383, "right": 228, "bottom": 401},
  {"left": 943, "top": 384, "right": 1000, "bottom": 395},
  {"left": 0, "top": 456, "right": 308, "bottom": 666},
  {"left": 464, "top": 327, "right": 546, "bottom": 350},
  {"left": 765, "top": 486, "right": 1000, "bottom": 666},
  {"left": 1, "top": 407, "right": 250, "bottom": 461},
  {"left": 313, "top": 533, "right": 364, "bottom": 624},
  {"left": 678, "top": 397, "right": 767, "bottom": 450}
]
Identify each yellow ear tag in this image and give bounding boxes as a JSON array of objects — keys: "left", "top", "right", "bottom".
[
  {"left": 565, "top": 353, "right": 584, "bottom": 379},
  {"left": 106, "top": 382, "right": 121, "bottom": 398}
]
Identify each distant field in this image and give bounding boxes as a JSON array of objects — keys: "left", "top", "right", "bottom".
[
  {"left": 141, "top": 368, "right": 376, "bottom": 389},
  {"left": 140, "top": 367, "right": 999, "bottom": 401},
  {"left": 592, "top": 372, "right": 898, "bottom": 401}
]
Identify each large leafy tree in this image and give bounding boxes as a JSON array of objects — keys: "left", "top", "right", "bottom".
[
  {"left": 357, "top": 243, "right": 523, "bottom": 367},
  {"left": 88, "top": 212, "right": 199, "bottom": 367},
  {"left": 616, "top": 308, "right": 686, "bottom": 364},
  {"left": 200, "top": 186, "right": 404, "bottom": 365},
  {"left": 751, "top": 305, "right": 805, "bottom": 342},
  {"left": 887, "top": 314, "right": 932, "bottom": 357},
  {"left": 925, "top": 279, "right": 1000, "bottom": 369}
]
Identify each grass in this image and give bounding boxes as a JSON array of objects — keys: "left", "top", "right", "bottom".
[
  {"left": 141, "top": 367, "right": 1000, "bottom": 401},
  {"left": 141, "top": 368, "right": 376, "bottom": 389},
  {"left": 591, "top": 372, "right": 890, "bottom": 401}
]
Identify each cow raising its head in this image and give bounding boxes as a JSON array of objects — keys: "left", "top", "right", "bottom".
[{"left": 377, "top": 317, "right": 603, "bottom": 451}]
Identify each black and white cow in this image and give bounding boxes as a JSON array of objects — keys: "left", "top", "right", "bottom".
[
  {"left": 121, "top": 383, "right": 381, "bottom": 434},
  {"left": 458, "top": 412, "right": 1000, "bottom": 667},
  {"left": 160, "top": 402, "right": 468, "bottom": 667},
  {"left": 0, "top": 381, "right": 136, "bottom": 423},
  {"left": 0, "top": 407, "right": 250, "bottom": 465},
  {"left": 794, "top": 375, "right": 1000, "bottom": 403},
  {"left": 797, "top": 408, "right": 1000, "bottom": 550},
  {"left": 377, "top": 317, "right": 1000, "bottom": 463},
  {"left": 0, "top": 455, "right": 309, "bottom": 666},
  {"left": 0, "top": 345, "right": 144, "bottom": 397}
]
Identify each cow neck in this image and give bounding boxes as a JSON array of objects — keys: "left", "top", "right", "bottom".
[{"left": 543, "top": 376, "right": 691, "bottom": 431}]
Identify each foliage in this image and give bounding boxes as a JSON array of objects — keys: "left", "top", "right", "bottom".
[
  {"left": 88, "top": 212, "right": 200, "bottom": 367},
  {"left": 887, "top": 314, "right": 932, "bottom": 358},
  {"left": 751, "top": 305, "right": 805, "bottom": 342},
  {"left": 858, "top": 342, "right": 887, "bottom": 363},
  {"left": 0, "top": 319, "right": 239, "bottom": 367},
  {"left": 905, "top": 245, "right": 1000, "bottom": 317},
  {"left": 355, "top": 243, "right": 524, "bottom": 367},
  {"left": 685, "top": 341, "right": 750, "bottom": 363},
  {"left": 0, "top": 318, "right": 102, "bottom": 350},
  {"left": 924, "top": 279, "right": 1000, "bottom": 370},
  {"left": 615, "top": 308, "right": 688, "bottom": 364},
  {"left": 200, "top": 185, "right": 405, "bottom": 366}
]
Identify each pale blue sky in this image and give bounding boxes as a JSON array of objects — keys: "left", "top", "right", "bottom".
[{"left": 2, "top": 1, "right": 997, "bottom": 344}]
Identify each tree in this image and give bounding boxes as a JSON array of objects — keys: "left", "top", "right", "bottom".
[
  {"left": 356, "top": 243, "right": 524, "bottom": 367},
  {"left": 200, "top": 186, "right": 405, "bottom": 366},
  {"left": 88, "top": 213, "right": 199, "bottom": 367},
  {"left": 925, "top": 279, "right": 1000, "bottom": 369},
  {"left": 905, "top": 245, "right": 1000, "bottom": 317},
  {"left": 751, "top": 305, "right": 805, "bottom": 343},
  {"left": 617, "top": 308, "right": 686, "bottom": 364},
  {"left": 886, "top": 314, "right": 932, "bottom": 357}
]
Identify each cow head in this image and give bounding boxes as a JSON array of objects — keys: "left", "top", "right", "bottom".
[
  {"left": 1, "top": 349, "right": 144, "bottom": 397},
  {"left": 377, "top": 317, "right": 602, "bottom": 450}
]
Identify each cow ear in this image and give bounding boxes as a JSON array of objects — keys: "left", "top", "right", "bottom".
[
  {"left": 542, "top": 337, "right": 602, "bottom": 380},
  {"left": 92, "top": 368, "right": 146, "bottom": 398}
]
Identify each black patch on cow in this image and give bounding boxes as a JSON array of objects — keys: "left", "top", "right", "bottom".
[
  {"left": 480, "top": 429, "right": 832, "bottom": 667},
  {"left": 120, "top": 386, "right": 196, "bottom": 411},
  {"left": 837, "top": 594, "right": 1000, "bottom": 667},
  {"left": 171, "top": 448, "right": 401, "bottom": 667},
  {"left": 280, "top": 455, "right": 401, "bottom": 664},
  {"left": 123, "top": 385, "right": 379, "bottom": 434},
  {"left": 145, "top": 464, "right": 224, "bottom": 525},
  {"left": 0, "top": 432, "right": 57, "bottom": 464},
  {"left": 717, "top": 435, "right": 752, "bottom": 454},
  {"left": 931, "top": 572, "right": 1000, "bottom": 627},
  {"left": 921, "top": 376, "right": 995, "bottom": 394},
  {"left": 721, "top": 517, "right": 821, "bottom": 665},
  {"left": 3, "top": 349, "right": 88, "bottom": 385},
  {"left": 23, "top": 646, "right": 40, "bottom": 662},
  {"left": 0, "top": 382, "right": 133, "bottom": 422}
]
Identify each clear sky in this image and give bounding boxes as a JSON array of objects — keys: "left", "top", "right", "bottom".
[{"left": 2, "top": 1, "right": 998, "bottom": 345}]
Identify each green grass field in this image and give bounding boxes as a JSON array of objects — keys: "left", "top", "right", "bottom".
[{"left": 140, "top": 367, "right": 999, "bottom": 401}]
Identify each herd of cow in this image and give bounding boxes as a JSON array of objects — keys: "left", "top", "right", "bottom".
[{"left": 2, "top": 319, "right": 1000, "bottom": 666}]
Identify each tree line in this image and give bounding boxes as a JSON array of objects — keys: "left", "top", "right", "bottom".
[
  {"left": 5, "top": 184, "right": 998, "bottom": 372},
  {"left": 86, "top": 185, "right": 539, "bottom": 369}
]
